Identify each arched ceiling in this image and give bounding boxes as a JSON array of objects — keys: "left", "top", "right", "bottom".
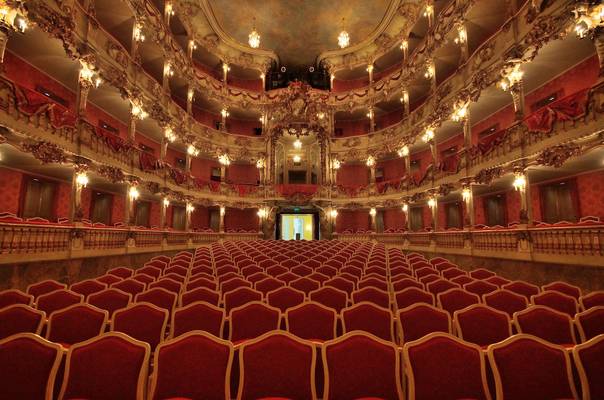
[{"left": 208, "top": 0, "right": 392, "bottom": 67}]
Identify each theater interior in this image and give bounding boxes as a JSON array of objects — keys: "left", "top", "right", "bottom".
[{"left": 0, "top": 0, "right": 603, "bottom": 399}]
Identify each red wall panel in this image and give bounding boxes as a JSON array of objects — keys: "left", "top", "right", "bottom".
[
  {"left": 0, "top": 168, "right": 23, "bottom": 214},
  {"left": 112, "top": 194, "right": 125, "bottom": 225},
  {"left": 378, "top": 158, "right": 406, "bottom": 181},
  {"left": 336, "top": 210, "right": 370, "bottom": 232},
  {"left": 227, "top": 163, "right": 258, "bottom": 184},
  {"left": 383, "top": 208, "right": 405, "bottom": 231},
  {"left": 337, "top": 164, "right": 369, "bottom": 186},
  {"left": 191, "top": 206, "right": 210, "bottom": 230},
  {"left": 576, "top": 170, "right": 604, "bottom": 219},
  {"left": 224, "top": 208, "right": 258, "bottom": 231}
]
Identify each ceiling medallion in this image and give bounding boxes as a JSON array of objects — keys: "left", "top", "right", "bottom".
[
  {"left": 337, "top": 18, "right": 350, "bottom": 49},
  {"left": 248, "top": 18, "right": 260, "bottom": 48}
]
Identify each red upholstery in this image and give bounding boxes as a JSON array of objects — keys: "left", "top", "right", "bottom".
[
  {"left": 60, "top": 333, "right": 150, "bottom": 400},
  {"left": 36, "top": 289, "right": 83, "bottom": 316},
  {"left": 181, "top": 287, "right": 220, "bottom": 307},
  {"left": 531, "top": 290, "right": 578, "bottom": 317},
  {"left": 485, "top": 275, "right": 511, "bottom": 288},
  {"left": 290, "top": 277, "right": 320, "bottom": 296},
  {"left": 502, "top": 280, "right": 540, "bottom": 300},
  {"left": 414, "top": 267, "right": 438, "bottom": 280},
  {"left": 514, "top": 306, "right": 575, "bottom": 345},
  {"left": 230, "top": 302, "right": 280, "bottom": 343},
  {"left": 454, "top": 304, "right": 511, "bottom": 347},
  {"left": 488, "top": 335, "right": 577, "bottom": 400},
  {"left": 239, "top": 331, "right": 315, "bottom": 400},
  {"left": 352, "top": 287, "right": 390, "bottom": 308},
  {"left": 404, "top": 333, "right": 490, "bottom": 400},
  {"left": 580, "top": 291, "right": 604, "bottom": 310},
  {"left": 165, "top": 265, "right": 188, "bottom": 277},
  {"left": 419, "top": 274, "right": 440, "bottom": 286},
  {"left": 255, "top": 277, "right": 285, "bottom": 296},
  {"left": 149, "top": 278, "right": 182, "bottom": 294},
  {"left": 107, "top": 267, "right": 134, "bottom": 279},
  {"left": 276, "top": 271, "right": 301, "bottom": 284},
  {"left": 135, "top": 287, "right": 177, "bottom": 314},
  {"left": 88, "top": 288, "right": 131, "bottom": 319},
  {"left": 0, "top": 304, "right": 45, "bottom": 340},
  {"left": 469, "top": 268, "right": 496, "bottom": 280},
  {"left": 441, "top": 267, "right": 467, "bottom": 280},
  {"left": 0, "top": 333, "right": 62, "bottom": 400},
  {"left": 464, "top": 280, "right": 498, "bottom": 297},
  {"left": 342, "top": 302, "right": 393, "bottom": 341},
  {"left": 267, "top": 286, "right": 305, "bottom": 312},
  {"left": 112, "top": 278, "right": 146, "bottom": 297},
  {"left": 151, "top": 332, "right": 233, "bottom": 400},
  {"left": 450, "top": 275, "right": 475, "bottom": 286},
  {"left": 131, "top": 273, "right": 155, "bottom": 286},
  {"left": 0, "top": 289, "right": 33, "bottom": 308},
  {"left": 316, "top": 265, "right": 337, "bottom": 278},
  {"left": 309, "top": 286, "right": 348, "bottom": 313},
  {"left": 241, "top": 265, "right": 263, "bottom": 277},
  {"left": 26, "top": 279, "right": 66, "bottom": 300},
  {"left": 397, "top": 303, "right": 451, "bottom": 343},
  {"left": 437, "top": 288, "right": 480, "bottom": 316},
  {"left": 426, "top": 279, "right": 460, "bottom": 296},
  {"left": 224, "top": 287, "right": 263, "bottom": 314},
  {"left": 286, "top": 302, "right": 337, "bottom": 341},
  {"left": 113, "top": 302, "right": 168, "bottom": 350},
  {"left": 172, "top": 301, "right": 225, "bottom": 338},
  {"left": 307, "top": 272, "right": 330, "bottom": 284},
  {"left": 483, "top": 289, "right": 528, "bottom": 318},
  {"left": 392, "top": 277, "right": 423, "bottom": 292},
  {"left": 70, "top": 279, "right": 107, "bottom": 299},
  {"left": 323, "top": 332, "right": 402, "bottom": 400},
  {"left": 395, "top": 287, "right": 434, "bottom": 309},
  {"left": 576, "top": 306, "right": 604, "bottom": 342},
  {"left": 542, "top": 281, "right": 582, "bottom": 299},
  {"left": 573, "top": 334, "right": 604, "bottom": 400},
  {"left": 136, "top": 265, "right": 162, "bottom": 279},
  {"left": 358, "top": 277, "right": 388, "bottom": 291},
  {"left": 47, "top": 304, "right": 107, "bottom": 346},
  {"left": 325, "top": 277, "right": 355, "bottom": 295},
  {"left": 221, "top": 277, "right": 252, "bottom": 294},
  {"left": 266, "top": 265, "right": 288, "bottom": 277},
  {"left": 186, "top": 276, "right": 217, "bottom": 291}
]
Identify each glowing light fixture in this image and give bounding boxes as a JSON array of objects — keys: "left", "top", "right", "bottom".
[
  {"left": 369, "top": 208, "right": 377, "bottom": 217},
  {"left": 498, "top": 63, "right": 524, "bottom": 92},
  {"left": 513, "top": 173, "right": 526, "bottom": 191},
  {"left": 75, "top": 172, "right": 89, "bottom": 188},
  {"left": 401, "top": 203, "right": 409, "bottom": 213},
  {"left": 133, "top": 23, "right": 145, "bottom": 42},
  {"left": 248, "top": 18, "right": 261, "bottom": 48},
  {"left": 427, "top": 197, "right": 437, "bottom": 209},
  {"left": 317, "top": 112, "right": 325, "bottom": 120},
  {"left": 422, "top": 127, "right": 435, "bottom": 143},
  {"left": 398, "top": 145, "right": 410, "bottom": 157},
  {"left": 451, "top": 100, "right": 469, "bottom": 122},
  {"left": 0, "top": 5, "right": 28, "bottom": 33},
  {"left": 331, "top": 158, "right": 341, "bottom": 170},
  {"left": 220, "top": 108, "right": 229, "bottom": 118},
  {"left": 129, "top": 186, "right": 140, "bottom": 200},
  {"left": 573, "top": 4, "right": 604, "bottom": 39},
  {"left": 186, "top": 203, "right": 195, "bottom": 213},
  {"left": 188, "top": 40, "right": 197, "bottom": 51},
  {"left": 187, "top": 145, "right": 199, "bottom": 156},
  {"left": 293, "top": 138, "right": 302, "bottom": 149},
  {"left": 424, "top": 60, "right": 435, "bottom": 79},
  {"left": 400, "top": 90, "right": 409, "bottom": 104},
  {"left": 164, "top": 127, "right": 176, "bottom": 143},
  {"left": 257, "top": 207, "right": 268, "bottom": 219},
  {"left": 163, "top": 198, "right": 170, "bottom": 207},
  {"left": 462, "top": 187, "right": 471, "bottom": 202},
  {"left": 366, "top": 156, "right": 376, "bottom": 167},
  {"left": 187, "top": 88, "right": 194, "bottom": 102},
  {"left": 292, "top": 154, "right": 302, "bottom": 163},
  {"left": 79, "top": 61, "right": 102, "bottom": 88},
  {"left": 329, "top": 209, "right": 338, "bottom": 219},
  {"left": 165, "top": 2, "right": 175, "bottom": 16},
  {"left": 218, "top": 154, "right": 231, "bottom": 166},
  {"left": 220, "top": 206, "right": 226, "bottom": 216},
  {"left": 400, "top": 40, "right": 408, "bottom": 51},
  {"left": 130, "top": 100, "right": 148, "bottom": 120},
  {"left": 256, "top": 158, "right": 265, "bottom": 169},
  {"left": 454, "top": 25, "right": 467, "bottom": 44},
  {"left": 338, "top": 18, "right": 350, "bottom": 48}
]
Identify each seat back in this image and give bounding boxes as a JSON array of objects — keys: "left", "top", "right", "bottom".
[
  {"left": 134, "top": 287, "right": 177, "bottom": 314},
  {"left": 0, "top": 304, "right": 45, "bottom": 340},
  {"left": 351, "top": 287, "right": 390, "bottom": 308},
  {"left": 111, "top": 278, "right": 146, "bottom": 297},
  {"left": 483, "top": 289, "right": 528, "bottom": 318},
  {"left": 454, "top": 304, "right": 511, "bottom": 347},
  {"left": 267, "top": 286, "right": 305, "bottom": 313},
  {"left": 531, "top": 290, "right": 578, "bottom": 317},
  {"left": 437, "top": 288, "right": 480, "bottom": 316},
  {"left": 487, "top": 334, "right": 578, "bottom": 400},
  {"left": 0, "top": 289, "right": 33, "bottom": 308},
  {"left": 502, "top": 280, "right": 540, "bottom": 300},
  {"left": 88, "top": 288, "right": 131, "bottom": 319},
  {"left": 112, "top": 302, "right": 168, "bottom": 351},
  {"left": 59, "top": 332, "right": 150, "bottom": 400},
  {"left": 575, "top": 306, "right": 604, "bottom": 342},
  {"left": 229, "top": 302, "right": 281, "bottom": 343},
  {"left": 514, "top": 305, "right": 576, "bottom": 345},
  {"left": 238, "top": 331, "right": 316, "bottom": 400},
  {"left": 285, "top": 301, "right": 337, "bottom": 342},
  {"left": 26, "top": 279, "right": 66, "bottom": 300},
  {"left": 542, "top": 281, "right": 582, "bottom": 299},
  {"left": 36, "top": 289, "right": 84, "bottom": 316},
  {"left": 180, "top": 287, "right": 220, "bottom": 307},
  {"left": 573, "top": 334, "right": 604, "bottom": 400},
  {"left": 150, "top": 331, "right": 233, "bottom": 400},
  {"left": 224, "top": 287, "right": 263, "bottom": 314},
  {"left": 397, "top": 303, "right": 451, "bottom": 344},
  {"left": 0, "top": 333, "right": 63, "bottom": 400},
  {"left": 322, "top": 332, "right": 403, "bottom": 400},
  {"left": 309, "top": 286, "right": 348, "bottom": 313},
  {"left": 47, "top": 303, "right": 108, "bottom": 346},
  {"left": 69, "top": 279, "right": 107, "bottom": 299},
  {"left": 579, "top": 290, "right": 604, "bottom": 310},
  {"left": 404, "top": 332, "right": 491, "bottom": 400},
  {"left": 342, "top": 302, "right": 394, "bottom": 342},
  {"left": 171, "top": 301, "right": 225, "bottom": 338}
]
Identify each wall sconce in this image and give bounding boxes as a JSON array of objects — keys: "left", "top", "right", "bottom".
[
  {"left": 256, "top": 158, "right": 265, "bottom": 169},
  {"left": 400, "top": 90, "right": 409, "bottom": 105},
  {"left": 451, "top": 100, "right": 469, "bottom": 122},
  {"left": 79, "top": 61, "right": 102, "bottom": 88},
  {"left": 218, "top": 154, "right": 231, "bottom": 166},
  {"left": 0, "top": 5, "right": 28, "bottom": 32},
  {"left": 187, "top": 88, "right": 195, "bottom": 102},
  {"left": 257, "top": 207, "right": 268, "bottom": 219},
  {"left": 397, "top": 145, "right": 409, "bottom": 157},
  {"left": 162, "top": 198, "right": 170, "bottom": 207},
  {"left": 164, "top": 127, "right": 176, "bottom": 142},
  {"left": 573, "top": 4, "right": 604, "bottom": 39},
  {"left": 222, "top": 63, "right": 230, "bottom": 73},
  {"left": 513, "top": 173, "right": 527, "bottom": 192},
  {"left": 366, "top": 64, "right": 374, "bottom": 74},
  {"left": 461, "top": 187, "right": 471, "bottom": 202},
  {"left": 422, "top": 127, "right": 435, "bottom": 143},
  {"left": 454, "top": 25, "right": 467, "bottom": 44},
  {"left": 164, "top": 62, "right": 174, "bottom": 77},
  {"left": 366, "top": 108, "right": 374, "bottom": 119},
  {"left": 128, "top": 186, "right": 140, "bottom": 200},
  {"left": 130, "top": 100, "right": 148, "bottom": 120},
  {"left": 498, "top": 63, "right": 524, "bottom": 92},
  {"left": 187, "top": 145, "right": 199, "bottom": 156},
  {"left": 369, "top": 208, "right": 377, "bottom": 217},
  {"left": 401, "top": 203, "right": 409, "bottom": 213},
  {"left": 329, "top": 208, "right": 338, "bottom": 219},
  {"left": 186, "top": 203, "right": 195, "bottom": 213},
  {"left": 75, "top": 172, "right": 89, "bottom": 188},
  {"left": 424, "top": 60, "right": 435, "bottom": 79},
  {"left": 221, "top": 108, "right": 230, "bottom": 118},
  {"left": 165, "top": 2, "right": 175, "bottom": 16},
  {"left": 424, "top": 4, "right": 434, "bottom": 19},
  {"left": 400, "top": 39, "right": 409, "bottom": 59},
  {"left": 331, "top": 158, "right": 341, "bottom": 170},
  {"left": 427, "top": 197, "right": 437, "bottom": 209},
  {"left": 219, "top": 206, "right": 226, "bottom": 216},
  {"left": 133, "top": 23, "right": 145, "bottom": 42},
  {"left": 366, "top": 156, "right": 376, "bottom": 167},
  {"left": 188, "top": 40, "right": 197, "bottom": 51}
]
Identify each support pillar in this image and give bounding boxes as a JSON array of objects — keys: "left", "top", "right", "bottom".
[
  {"left": 0, "top": 29, "right": 8, "bottom": 64},
  {"left": 187, "top": 86, "right": 194, "bottom": 114},
  {"left": 367, "top": 64, "right": 374, "bottom": 85},
  {"left": 222, "top": 63, "right": 229, "bottom": 84},
  {"left": 125, "top": 184, "right": 138, "bottom": 226},
  {"left": 596, "top": 31, "right": 604, "bottom": 78},
  {"left": 369, "top": 165, "right": 376, "bottom": 184},
  {"left": 510, "top": 80, "right": 526, "bottom": 121},
  {"left": 160, "top": 197, "right": 168, "bottom": 228},
  {"left": 219, "top": 206, "right": 225, "bottom": 233}
]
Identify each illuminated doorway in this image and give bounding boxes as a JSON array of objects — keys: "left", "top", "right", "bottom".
[{"left": 280, "top": 214, "right": 314, "bottom": 240}]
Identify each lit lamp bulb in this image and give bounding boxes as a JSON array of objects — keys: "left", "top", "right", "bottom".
[
  {"left": 462, "top": 187, "right": 471, "bottom": 202},
  {"left": 189, "top": 40, "right": 197, "bottom": 51},
  {"left": 293, "top": 139, "right": 302, "bottom": 149},
  {"left": 187, "top": 145, "right": 199, "bottom": 156},
  {"left": 398, "top": 146, "right": 409, "bottom": 157},
  {"left": 133, "top": 23, "right": 145, "bottom": 42},
  {"left": 366, "top": 156, "right": 375, "bottom": 167},
  {"left": 427, "top": 197, "right": 437, "bottom": 209},
  {"left": 513, "top": 174, "right": 526, "bottom": 191},
  {"left": 424, "top": 61, "right": 435, "bottom": 79},
  {"left": 220, "top": 206, "right": 226, "bottom": 216},
  {"left": 164, "top": 63, "right": 174, "bottom": 77},
  {"left": 218, "top": 154, "right": 231, "bottom": 166},
  {"left": 221, "top": 108, "right": 229, "bottom": 118},
  {"left": 331, "top": 159, "right": 341, "bottom": 170},
  {"left": 400, "top": 40, "right": 408, "bottom": 51},
  {"left": 186, "top": 203, "right": 195, "bottom": 213},
  {"left": 451, "top": 100, "right": 469, "bottom": 122},
  {"left": 292, "top": 155, "right": 302, "bottom": 163},
  {"left": 163, "top": 198, "right": 170, "bottom": 207},
  {"left": 369, "top": 208, "right": 377, "bottom": 217},
  {"left": 131, "top": 101, "right": 148, "bottom": 120},
  {"left": 187, "top": 88, "right": 194, "bottom": 102},
  {"left": 248, "top": 27, "right": 260, "bottom": 48},
  {"left": 330, "top": 209, "right": 338, "bottom": 219},
  {"left": 317, "top": 112, "right": 325, "bottom": 120},
  {"left": 454, "top": 25, "right": 467, "bottom": 44},
  {"left": 402, "top": 203, "right": 409, "bottom": 213},
  {"left": 257, "top": 208, "right": 267, "bottom": 219},
  {"left": 75, "top": 172, "right": 89, "bottom": 188},
  {"left": 164, "top": 127, "right": 176, "bottom": 142},
  {"left": 422, "top": 128, "right": 435, "bottom": 143},
  {"left": 338, "top": 30, "right": 350, "bottom": 49},
  {"left": 401, "top": 90, "right": 409, "bottom": 104},
  {"left": 256, "top": 158, "right": 265, "bottom": 169},
  {"left": 129, "top": 186, "right": 140, "bottom": 200}
]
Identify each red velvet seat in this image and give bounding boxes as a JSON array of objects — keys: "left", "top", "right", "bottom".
[
  {"left": 358, "top": 277, "right": 388, "bottom": 291},
  {"left": 111, "top": 277, "right": 146, "bottom": 297},
  {"left": 392, "top": 277, "right": 423, "bottom": 292},
  {"left": 191, "top": 264, "right": 214, "bottom": 277},
  {"left": 322, "top": 332, "right": 403, "bottom": 400},
  {"left": 542, "top": 281, "right": 582, "bottom": 299},
  {"left": 238, "top": 331, "right": 316, "bottom": 400},
  {"left": 483, "top": 289, "right": 528, "bottom": 318},
  {"left": 531, "top": 290, "right": 579, "bottom": 317},
  {"left": 307, "top": 271, "right": 330, "bottom": 284},
  {"left": 47, "top": 303, "right": 108, "bottom": 346},
  {"left": 502, "top": 280, "right": 540, "bottom": 301},
  {"left": 404, "top": 332, "right": 491, "bottom": 400},
  {"left": 150, "top": 331, "right": 234, "bottom": 400},
  {"left": 59, "top": 332, "right": 150, "bottom": 400},
  {"left": 397, "top": 303, "right": 451, "bottom": 344},
  {"left": 309, "top": 286, "right": 348, "bottom": 313},
  {"left": 316, "top": 265, "right": 338, "bottom": 278},
  {"left": 165, "top": 265, "right": 188, "bottom": 278},
  {"left": 290, "top": 264, "right": 313, "bottom": 277},
  {"left": 0, "top": 304, "right": 45, "bottom": 340},
  {"left": 325, "top": 276, "right": 355, "bottom": 295},
  {"left": 88, "top": 288, "right": 131, "bottom": 319},
  {"left": 171, "top": 301, "right": 225, "bottom": 338},
  {"left": 135, "top": 287, "right": 177, "bottom": 314},
  {"left": 149, "top": 277, "right": 182, "bottom": 294},
  {"left": 180, "top": 286, "right": 220, "bottom": 307},
  {"left": 454, "top": 304, "right": 511, "bottom": 347},
  {"left": 276, "top": 271, "right": 301, "bottom": 284},
  {"left": 572, "top": 334, "right": 604, "bottom": 400},
  {"left": 437, "top": 288, "right": 480, "bottom": 316},
  {"left": 285, "top": 301, "right": 337, "bottom": 342},
  {"left": 241, "top": 265, "right": 263, "bottom": 277},
  {"left": 290, "top": 277, "right": 320, "bottom": 296},
  {"left": 112, "top": 302, "right": 168, "bottom": 351},
  {"left": 441, "top": 267, "right": 467, "bottom": 280},
  {"left": 266, "top": 265, "right": 288, "bottom": 277},
  {"left": 487, "top": 335, "right": 578, "bottom": 400},
  {"left": 136, "top": 265, "right": 162, "bottom": 279},
  {"left": 575, "top": 306, "right": 604, "bottom": 342},
  {"left": 0, "top": 333, "right": 63, "bottom": 400},
  {"left": 579, "top": 290, "right": 604, "bottom": 310},
  {"left": 186, "top": 276, "right": 216, "bottom": 292},
  {"left": 220, "top": 277, "right": 252, "bottom": 294},
  {"left": 131, "top": 273, "right": 155, "bottom": 286},
  {"left": 70, "top": 279, "right": 107, "bottom": 299},
  {"left": 229, "top": 302, "right": 281, "bottom": 343},
  {"left": 450, "top": 274, "right": 475, "bottom": 286},
  {"left": 26, "top": 279, "right": 66, "bottom": 300},
  {"left": 426, "top": 278, "right": 460, "bottom": 296},
  {"left": 163, "top": 272, "right": 186, "bottom": 284},
  {"left": 390, "top": 266, "right": 412, "bottom": 279},
  {"left": 107, "top": 266, "right": 134, "bottom": 279},
  {"left": 224, "top": 287, "right": 263, "bottom": 314},
  {"left": 464, "top": 280, "right": 498, "bottom": 297},
  {"left": 36, "top": 289, "right": 83, "bottom": 316},
  {"left": 246, "top": 272, "right": 269, "bottom": 285},
  {"left": 342, "top": 302, "right": 394, "bottom": 342},
  {"left": 395, "top": 287, "right": 435, "bottom": 309},
  {"left": 514, "top": 305, "right": 576, "bottom": 345},
  {"left": 352, "top": 287, "right": 390, "bottom": 308},
  {"left": 414, "top": 266, "right": 438, "bottom": 280},
  {"left": 0, "top": 289, "right": 33, "bottom": 308},
  {"left": 146, "top": 259, "right": 168, "bottom": 270},
  {"left": 255, "top": 277, "right": 285, "bottom": 297},
  {"left": 485, "top": 275, "right": 511, "bottom": 288},
  {"left": 469, "top": 268, "right": 496, "bottom": 280},
  {"left": 267, "top": 286, "right": 305, "bottom": 313}
]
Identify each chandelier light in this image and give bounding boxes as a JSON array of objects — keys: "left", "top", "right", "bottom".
[
  {"left": 164, "top": 62, "right": 174, "bottom": 77},
  {"left": 163, "top": 198, "right": 170, "bottom": 207},
  {"left": 164, "top": 127, "right": 176, "bottom": 142},
  {"left": 337, "top": 18, "right": 350, "bottom": 49},
  {"left": 427, "top": 197, "right": 437, "bottom": 209},
  {"left": 398, "top": 145, "right": 410, "bottom": 157},
  {"left": 221, "top": 108, "right": 229, "bottom": 118},
  {"left": 424, "top": 60, "right": 435, "bottom": 79},
  {"left": 186, "top": 203, "right": 195, "bottom": 213},
  {"left": 187, "top": 145, "right": 199, "bottom": 156},
  {"left": 133, "top": 23, "right": 145, "bottom": 42},
  {"left": 498, "top": 63, "right": 524, "bottom": 92},
  {"left": 75, "top": 172, "right": 89, "bottom": 188},
  {"left": 292, "top": 154, "right": 301, "bottom": 163},
  {"left": 188, "top": 39, "right": 197, "bottom": 51},
  {"left": 248, "top": 18, "right": 260, "bottom": 48},
  {"left": 400, "top": 90, "right": 409, "bottom": 104},
  {"left": 218, "top": 154, "right": 231, "bottom": 166},
  {"left": 573, "top": 4, "right": 604, "bottom": 39},
  {"left": 187, "top": 88, "right": 194, "bottom": 103},
  {"left": 369, "top": 208, "right": 377, "bottom": 217},
  {"left": 366, "top": 156, "right": 375, "bottom": 167},
  {"left": 401, "top": 203, "right": 409, "bottom": 213},
  {"left": 220, "top": 206, "right": 226, "bottom": 216},
  {"left": 128, "top": 186, "right": 140, "bottom": 200},
  {"left": 329, "top": 208, "right": 338, "bottom": 219},
  {"left": 422, "top": 127, "right": 435, "bottom": 143},
  {"left": 400, "top": 39, "right": 408, "bottom": 51},
  {"left": 79, "top": 61, "right": 102, "bottom": 88},
  {"left": 462, "top": 187, "right": 471, "bottom": 202},
  {"left": 513, "top": 173, "right": 526, "bottom": 191},
  {"left": 165, "top": 2, "right": 175, "bottom": 16},
  {"left": 454, "top": 25, "right": 467, "bottom": 44},
  {"left": 293, "top": 138, "right": 302, "bottom": 149},
  {"left": 0, "top": 4, "right": 28, "bottom": 33},
  {"left": 451, "top": 100, "right": 469, "bottom": 122},
  {"left": 130, "top": 100, "right": 148, "bottom": 120}
]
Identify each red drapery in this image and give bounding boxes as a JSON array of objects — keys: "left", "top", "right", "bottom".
[
  {"left": 275, "top": 184, "right": 318, "bottom": 197},
  {"left": 524, "top": 89, "right": 588, "bottom": 133}
]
